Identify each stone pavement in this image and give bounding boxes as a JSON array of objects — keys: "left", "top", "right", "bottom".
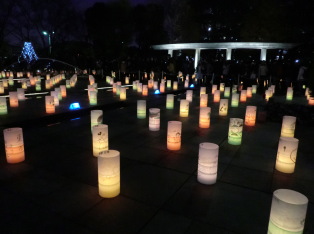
[{"left": 0, "top": 76, "right": 313, "bottom": 233}]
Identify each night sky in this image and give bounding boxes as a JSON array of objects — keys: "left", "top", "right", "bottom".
[{"left": 73, "top": 0, "right": 161, "bottom": 10}]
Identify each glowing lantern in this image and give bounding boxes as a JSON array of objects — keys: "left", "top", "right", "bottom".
[
  {"left": 89, "top": 91, "right": 97, "bottom": 105},
  {"left": 275, "top": 137, "right": 299, "bottom": 173},
  {"left": 153, "top": 81, "right": 158, "bottom": 90},
  {"left": 98, "top": 150, "right": 120, "bottom": 198},
  {"left": 224, "top": 87, "right": 230, "bottom": 98},
  {"left": 244, "top": 106, "right": 257, "bottom": 126},
  {"left": 9, "top": 92, "right": 18, "bottom": 107},
  {"left": 232, "top": 85, "right": 238, "bottom": 93},
  {"left": 36, "top": 81, "right": 41, "bottom": 91},
  {"left": 200, "top": 94, "right": 208, "bottom": 107},
  {"left": 197, "top": 142, "right": 219, "bottom": 185},
  {"left": 3, "top": 79, "right": 8, "bottom": 87},
  {"left": 45, "top": 80, "right": 51, "bottom": 89},
  {"left": 219, "top": 99, "right": 228, "bottom": 116},
  {"left": 55, "top": 88, "right": 62, "bottom": 100},
  {"left": 3, "top": 127, "right": 25, "bottom": 163},
  {"left": 252, "top": 85, "right": 257, "bottom": 94},
  {"left": 199, "top": 107, "right": 211, "bottom": 128},
  {"left": 0, "top": 97, "right": 8, "bottom": 114},
  {"left": 50, "top": 91, "right": 59, "bottom": 106},
  {"left": 219, "top": 83, "right": 225, "bottom": 92},
  {"left": 167, "top": 80, "right": 171, "bottom": 89},
  {"left": 265, "top": 89, "right": 272, "bottom": 101},
  {"left": 173, "top": 81, "right": 178, "bottom": 90},
  {"left": 184, "top": 80, "right": 189, "bottom": 88},
  {"left": 120, "top": 87, "right": 126, "bottom": 100},
  {"left": 186, "top": 90, "right": 193, "bottom": 102},
  {"left": 137, "top": 100, "right": 146, "bottom": 119},
  {"left": 240, "top": 90, "right": 247, "bottom": 102},
  {"left": 17, "top": 88, "right": 25, "bottom": 100},
  {"left": 247, "top": 87, "right": 252, "bottom": 98},
  {"left": 116, "top": 85, "right": 121, "bottom": 96},
  {"left": 9, "top": 77, "right": 14, "bottom": 86},
  {"left": 60, "top": 85, "right": 66, "bottom": 98},
  {"left": 148, "top": 79, "right": 153, "bottom": 89},
  {"left": 180, "top": 99, "right": 189, "bottom": 117},
  {"left": 45, "top": 96, "right": 55, "bottom": 114},
  {"left": 268, "top": 189, "right": 308, "bottom": 233},
  {"left": 132, "top": 81, "right": 137, "bottom": 90},
  {"left": 137, "top": 83, "right": 142, "bottom": 93},
  {"left": 166, "top": 94, "right": 174, "bottom": 109},
  {"left": 167, "top": 121, "right": 182, "bottom": 150},
  {"left": 200, "top": 87, "right": 206, "bottom": 96},
  {"left": 159, "top": 82, "right": 165, "bottom": 93},
  {"left": 309, "top": 97, "right": 314, "bottom": 105},
  {"left": 149, "top": 108, "right": 160, "bottom": 131},
  {"left": 228, "top": 118, "right": 243, "bottom": 145},
  {"left": 213, "top": 90, "right": 220, "bottom": 103},
  {"left": 142, "top": 84, "right": 148, "bottom": 96},
  {"left": 91, "top": 110, "right": 103, "bottom": 131},
  {"left": 281, "top": 116, "right": 296, "bottom": 137},
  {"left": 93, "top": 124, "right": 108, "bottom": 157},
  {"left": 286, "top": 87, "right": 293, "bottom": 100},
  {"left": 211, "top": 84, "right": 217, "bottom": 94},
  {"left": 0, "top": 83, "right": 4, "bottom": 94}
]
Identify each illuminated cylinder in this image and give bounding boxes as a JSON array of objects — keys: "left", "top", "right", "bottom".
[
  {"left": 0, "top": 97, "right": 8, "bottom": 114},
  {"left": 60, "top": 85, "right": 66, "bottom": 98},
  {"left": 219, "top": 99, "right": 228, "bottom": 116},
  {"left": 55, "top": 88, "right": 62, "bottom": 100},
  {"left": 112, "top": 83, "right": 117, "bottom": 93},
  {"left": 275, "top": 137, "right": 299, "bottom": 173},
  {"left": 186, "top": 90, "right": 193, "bottom": 102},
  {"left": 252, "top": 85, "right": 257, "bottom": 94},
  {"left": 142, "top": 84, "right": 148, "bottom": 96},
  {"left": 219, "top": 83, "right": 225, "bottom": 92},
  {"left": 309, "top": 97, "right": 314, "bottom": 105},
  {"left": 3, "top": 79, "right": 8, "bottom": 87},
  {"left": 244, "top": 106, "right": 257, "bottom": 126},
  {"left": 116, "top": 85, "right": 121, "bottom": 96},
  {"left": 137, "top": 83, "right": 142, "bottom": 93},
  {"left": 132, "top": 81, "right": 137, "bottom": 90},
  {"left": 166, "top": 94, "right": 174, "bottom": 109},
  {"left": 211, "top": 84, "right": 217, "bottom": 94},
  {"left": 148, "top": 79, "right": 153, "bottom": 88},
  {"left": 45, "top": 80, "right": 51, "bottom": 89},
  {"left": 224, "top": 87, "right": 230, "bottom": 98},
  {"left": 199, "top": 107, "right": 211, "bottom": 128},
  {"left": 286, "top": 87, "right": 293, "bottom": 101},
  {"left": 98, "top": 150, "right": 120, "bottom": 198},
  {"left": 160, "top": 82, "right": 165, "bottom": 93},
  {"left": 9, "top": 77, "right": 14, "bottom": 86},
  {"left": 91, "top": 110, "right": 103, "bottom": 131},
  {"left": 213, "top": 90, "right": 220, "bottom": 103},
  {"left": 36, "top": 81, "right": 41, "bottom": 91},
  {"left": 228, "top": 118, "right": 243, "bottom": 145},
  {"left": 167, "top": 80, "right": 171, "bottom": 89},
  {"left": 280, "top": 116, "right": 296, "bottom": 137},
  {"left": 120, "top": 87, "right": 126, "bottom": 100},
  {"left": 173, "top": 81, "right": 178, "bottom": 90},
  {"left": 89, "top": 91, "right": 97, "bottom": 105},
  {"left": 92, "top": 124, "right": 109, "bottom": 157},
  {"left": 3, "top": 128, "right": 25, "bottom": 164},
  {"left": 0, "top": 84, "right": 4, "bottom": 94},
  {"left": 180, "top": 99, "right": 189, "bottom": 117},
  {"left": 16, "top": 88, "right": 25, "bottom": 100},
  {"left": 240, "top": 90, "right": 247, "bottom": 102},
  {"left": 9, "top": 92, "right": 18, "bottom": 107},
  {"left": 268, "top": 189, "right": 308, "bottom": 233},
  {"left": 265, "top": 89, "right": 272, "bottom": 101},
  {"left": 184, "top": 80, "right": 189, "bottom": 88},
  {"left": 149, "top": 108, "right": 160, "bottom": 131},
  {"left": 197, "top": 142, "right": 219, "bottom": 185},
  {"left": 200, "top": 87, "right": 206, "bottom": 96},
  {"left": 153, "top": 81, "right": 158, "bottom": 90},
  {"left": 45, "top": 96, "right": 55, "bottom": 114},
  {"left": 200, "top": 94, "right": 208, "bottom": 107},
  {"left": 50, "top": 91, "right": 59, "bottom": 106},
  {"left": 167, "top": 121, "right": 182, "bottom": 150},
  {"left": 137, "top": 100, "right": 146, "bottom": 119},
  {"left": 232, "top": 85, "right": 238, "bottom": 93},
  {"left": 247, "top": 87, "right": 252, "bottom": 98}
]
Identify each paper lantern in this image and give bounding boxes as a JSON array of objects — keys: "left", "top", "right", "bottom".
[
  {"left": 173, "top": 81, "right": 178, "bottom": 90},
  {"left": 50, "top": 91, "right": 59, "bottom": 106},
  {"left": 35, "top": 81, "right": 41, "bottom": 91},
  {"left": 231, "top": 93, "right": 239, "bottom": 108},
  {"left": 219, "top": 83, "right": 225, "bottom": 92},
  {"left": 89, "top": 91, "right": 97, "bottom": 105},
  {"left": 309, "top": 97, "right": 314, "bottom": 105},
  {"left": 137, "top": 83, "right": 142, "bottom": 93},
  {"left": 142, "top": 84, "right": 148, "bottom": 96},
  {"left": 3, "top": 79, "right": 8, "bottom": 87},
  {"left": 167, "top": 80, "right": 171, "bottom": 89},
  {"left": 8, "top": 77, "right": 14, "bottom": 86},
  {"left": 213, "top": 90, "right": 220, "bottom": 103},
  {"left": 268, "top": 189, "right": 308, "bottom": 233},
  {"left": 132, "top": 81, "right": 137, "bottom": 90},
  {"left": 3, "top": 128, "right": 25, "bottom": 163},
  {"left": 160, "top": 82, "right": 165, "bottom": 93},
  {"left": 153, "top": 81, "right": 158, "bottom": 90},
  {"left": 286, "top": 87, "right": 293, "bottom": 101},
  {"left": 244, "top": 106, "right": 257, "bottom": 126},
  {"left": 211, "top": 85, "right": 217, "bottom": 94},
  {"left": 240, "top": 90, "right": 247, "bottom": 102},
  {"left": 167, "top": 121, "right": 182, "bottom": 150},
  {"left": 17, "top": 88, "right": 25, "bottom": 100},
  {"left": 232, "top": 85, "right": 238, "bottom": 93},
  {"left": 9, "top": 92, "right": 18, "bottom": 107},
  {"left": 265, "top": 89, "right": 272, "bottom": 101},
  {"left": 180, "top": 99, "right": 189, "bottom": 117},
  {"left": 60, "top": 85, "right": 66, "bottom": 98},
  {"left": 125, "top": 76, "right": 129, "bottom": 84},
  {"left": 200, "top": 87, "right": 206, "bottom": 96},
  {"left": 148, "top": 79, "right": 153, "bottom": 89},
  {"left": 149, "top": 108, "right": 160, "bottom": 131},
  {"left": 200, "top": 94, "right": 208, "bottom": 107},
  {"left": 228, "top": 118, "right": 243, "bottom": 145},
  {"left": 137, "top": 100, "right": 146, "bottom": 119},
  {"left": 184, "top": 80, "right": 189, "bottom": 88},
  {"left": 247, "top": 87, "right": 252, "bottom": 98},
  {"left": 252, "top": 85, "right": 257, "bottom": 94},
  {"left": 281, "top": 116, "right": 296, "bottom": 137},
  {"left": 197, "top": 142, "right": 219, "bottom": 185},
  {"left": 0, "top": 84, "right": 4, "bottom": 94},
  {"left": 0, "top": 97, "right": 8, "bottom": 114},
  {"left": 166, "top": 94, "right": 174, "bottom": 109},
  {"left": 55, "top": 88, "right": 62, "bottom": 100},
  {"left": 275, "top": 137, "right": 299, "bottom": 173},
  {"left": 116, "top": 85, "right": 121, "bottom": 96},
  {"left": 45, "top": 96, "right": 55, "bottom": 114},
  {"left": 120, "top": 87, "right": 126, "bottom": 100},
  {"left": 91, "top": 110, "right": 103, "bottom": 131},
  {"left": 98, "top": 150, "right": 120, "bottom": 198},
  {"left": 199, "top": 107, "right": 211, "bottom": 128},
  {"left": 224, "top": 87, "right": 230, "bottom": 98},
  {"left": 93, "top": 124, "right": 108, "bottom": 157},
  {"left": 45, "top": 80, "right": 51, "bottom": 89},
  {"left": 186, "top": 90, "right": 193, "bottom": 102},
  {"left": 219, "top": 99, "right": 228, "bottom": 116}
]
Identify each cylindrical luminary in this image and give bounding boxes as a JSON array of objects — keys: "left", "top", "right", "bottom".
[
  {"left": 200, "top": 87, "right": 206, "bottom": 96},
  {"left": 211, "top": 84, "right": 217, "bottom": 94},
  {"left": 197, "top": 142, "right": 219, "bottom": 185},
  {"left": 89, "top": 90, "right": 97, "bottom": 105},
  {"left": 60, "top": 85, "right": 66, "bottom": 98},
  {"left": 228, "top": 118, "right": 243, "bottom": 145},
  {"left": 167, "top": 121, "right": 182, "bottom": 150},
  {"left": 219, "top": 99, "right": 228, "bottom": 116},
  {"left": 180, "top": 99, "right": 189, "bottom": 117},
  {"left": 137, "top": 83, "right": 142, "bottom": 93},
  {"left": 3, "top": 127, "right": 25, "bottom": 163},
  {"left": 125, "top": 76, "right": 129, "bottom": 84},
  {"left": 0, "top": 97, "right": 8, "bottom": 114},
  {"left": 132, "top": 81, "right": 137, "bottom": 90},
  {"left": 153, "top": 81, "right": 158, "bottom": 90},
  {"left": 247, "top": 87, "right": 252, "bottom": 98},
  {"left": 199, "top": 107, "right": 211, "bottom": 128},
  {"left": 17, "top": 88, "right": 25, "bottom": 100},
  {"left": 149, "top": 108, "right": 160, "bottom": 131},
  {"left": 120, "top": 87, "right": 126, "bottom": 100},
  {"left": 286, "top": 87, "right": 293, "bottom": 101},
  {"left": 280, "top": 116, "right": 296, "bottom": 137},
  {"left": 232, "top": 85, "right": 238, "bottom": 93},
  {"left": 265, "top": 89, "right": 272, "bottom": 101},
  {"left": 219, "top": 83, "right": 225, "bottom": 92},
  {"left": 173, "top": 81, "right": 178, "bottom": 90},
  {"left": 45, "top": 96, "right": 55, "bottom": 114},
  {"left": 98, "top": 150, "right": 120, "bottom": 198},
  {"left": 9, "top": 91, "right": 18, "bottom": 107},
  {"left": 148, "top": 79, "right": 153, "bottom": 89},
  {"left": 200, "top": 94, "right": 208, "bottom": 107},
  {"left": 167, "top": 80, "right": 171, "bottom": 89},
  {"left": 36, "top": 81, "right": 41, "bottom": 91},
  {"left": 92, "top": 124, "right": 109, "bottom": 157},
  {"left": 213, "top": 90, "right": 220, "bottom": 103},
  {"left": 166, "top": 94, "right": 174, "bottom": 109},
  {"left": 160, "top": 82, "right": 165, "bottom": 93},
  {"left": 245, "top": 106, "right": 257, "bottom": 126},
  {"left": 309, "top": 97, "right": 314, "bottom": 106},
  {"left": 91, "top": 110, "right": 103, "bottom": 131},
  {"left": 50, "top": 91, "right": 59, "bottom": 106},
  {"left": 142, "top": 84, "right": 148, "bottom": 96},
  {"left": 224, "top": 87, "right": 230, "bottom": 98},
  {"left": 184, "top": 80, "right": 189, "bottom": 88},
  {"left": 231, "top": 93, "right": 239, "bottom": 107},
  {"left": 275, "top": 137, "right": 299, "bottom": 173},
  {"left": 268, "top": 189, "right": 308, "bottom": 233},
  {"left": 186, "top": 90, "right": 193, "bottom": 102},
  {"left": 240, "top": 90, "right": 247, "bottom": 102},
  {"left": 252, "top": 85, "right": 257, "bottom": 94},
  {"left": 137, "top": 100, "right": 146, "bottom": 119}
]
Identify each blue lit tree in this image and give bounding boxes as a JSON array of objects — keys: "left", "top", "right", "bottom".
[{"left": 20, "top": 42, "right": 38, "bottom": 63}]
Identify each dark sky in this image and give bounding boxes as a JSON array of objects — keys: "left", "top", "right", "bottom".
[{"left": 73, "top": 0, "right": 161, "bottom": 10}]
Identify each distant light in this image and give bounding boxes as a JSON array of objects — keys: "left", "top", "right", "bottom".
[
  {"left": 208, "top": 27, "right": 212, "bottom": 31},
  {"left": 295, "top": 59, "right": 299, "bottom": 63},
  {"left": 71, "top": 118, "right": 81, "bottom": 121},
  {"left": 154, "top": 90, "right": 160, "bottom": 94},
  {"left": 190, "top": 84, "right": 194, "bottom": 88},
  {"left": 42, "top": 31, "right": 48, "bottom": 35},
  {"left": 69, "top": 102, "right": 80, "bottom": 110}
]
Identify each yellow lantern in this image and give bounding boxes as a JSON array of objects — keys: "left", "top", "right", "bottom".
[
  {"left": 219, "top": 83, "right": 225, "bottom": 92},
  {"left": 137, "top": 83, "right": 142, "bottom": 93},
  {"left": 200, "top": 87, "right": 206, "bottom": 96},
  {"left": 280, "top": 116, "right": 296, "bottom": 137},
  {"left": 89, "top": 90, "right": 97, "bottom": 105},
  {"left": 149, "top": 108, "right": 160, "bottom": 131},
  {"left": 200, "top": 94, "right": 208, "bottom": 107},
  {"left": 244, "top": 106, "right": 257, "bottom": 126},
  {"left": 36, "top": 81, "right": 41, "bottom": 91},
  {"left": 286, "top": 87, "right": 293, "bottom": 101},
  {"left": 219, "top": 99, "right": 228, "bottom": 116},
  {"left": 240, "top": 90, "right": 247, "bottom": 102},
  {"left": 132, "top": 81, "right": 137, "bottom": 91},
  {"left": 275, "top": 137, "right": 299, "bottom": 173},
  {"left": 252, "top": 85, "right": 257, "bottom": 94},
  {"left": 167, "top": 80, "right": 171, "bottom": 89},
  {"left": 125, "top": 76, "right": 129, "bottom": 84},
  {"left": 142, "top": 84, "right": 148, "bottom": 96},
  {"left": 231, "top": 93, "right": 239, "bottom": 107},
  {"left": 3, "top": 127, "right": 25, "bottom": 163},
  {"left": 224, "top": 87, "right": 230, "bottom": 98},
  {"left": 228, "top": 118, "right": 243, "bottom": 145},
  {"left": 0, "top": 97, "right": 8, "bottom": 114},
  {"left": 45, "top": 96, "right": 55, "bottom": 114},
  {"left": 211, "top": 84, "right": 217, "bottom": 94},
  {"left": 137, "top": 100, "right": 146, "bottom": 119},
  {"left": 98, "top": 150, "right": 120, "bottom": 198},
  {"left": 167, "top": 121, "right": 182, "bottom": 150},
  {"left": 9, "top": 92, "right": 18, "bottom": 107},
  {"left": 120, "top": 87, "right": 126, "bottom": 100},
  {"left": 166, "top": 94, "right": 174, "bottom": 109},
  {"left": 60, "top": 85, "right": 66, "bottom": 98},
  {"left": 186, "top": 90, "right": 193, "bottom": 102},
  {"left": 173, "top": 81, "right": 178, "bottom": 90},
  {"left": 199, "top": 107, "right": 211, "bottom": 128},
  {"left": 92, "top": 124, "right": 108, "bottom": 157},
  {"left": 160, "top": 82, "right": 165, "bottom": 93},
  {"left": 247, "top": 87, "right": 252, "bottom": 98},
  {"left": 180, "top": 99, "right": 189, "bottom": 117},
  {"left": 213, "top": 90, "right": 220, "bottom": 103},
  {"left": 91, "top": 110, "right": 103, "bottom": 131}
]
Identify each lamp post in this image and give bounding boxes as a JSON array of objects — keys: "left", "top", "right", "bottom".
[{"left": 42, "top": 31, "right": 54, "bottom": 55}]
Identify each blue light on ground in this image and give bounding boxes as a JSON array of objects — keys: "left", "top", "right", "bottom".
[
  {"left": 69, "top": 102, "right": 81, "bottom": 110},
  {"left": 190, "top": 84, "right": 194, "bottom": 88},
  {"left": 154, "top": 90, "right": 160, "bottom": 94}
]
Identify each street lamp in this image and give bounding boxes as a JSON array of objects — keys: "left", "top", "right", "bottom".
[{"left": 42, "top": 31, "right": 54, "bottom": 55}]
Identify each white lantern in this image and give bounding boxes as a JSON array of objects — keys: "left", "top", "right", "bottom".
[
  {"left": 149, "top": 108, "right": 160, "bottom": 131},
  {"left": 167, "top": 80, "right": 171, "bottom": 89},
  {"left": 92, "top": 124, "right": 109, "bottom": 157},
  {"left": 252, "top": 85, "right": 257, "bottom": 94},
  {"left": 180, "top": 99, "right": 189, "bottom": 117},
  {"left": 3, "top": 128, "right": 25, "bottom": 163},
  {"left": 268, "top": 189, "right": 308, "bottom": 233},
  {"left": 45, "top": 96, "right": 55, "bottom": 114},
  {"left": 213, "top": 90, "right": 220, "bottom": 103},
  {"left": 197, "top": 142, "right": 219, "bottom": 185},
  {"left": 244, "top": 106, "right": 257, "bottom": 126},
  {"left": 231, "top": 93, "right": 239, "bottom": 107},
  {"left": 91, "top": 110, "right": 103, "bottom": 131},
  {"left": 247, "top": 87, "right": 252, "bottom": 97},
  {"left": 200, "top": 87, "right": 206, "bottom": 96},
  {"left": 167, "top": 121, "right": 182, "bottom": 150},
  {"left": 211, "top": 84, "right": 217, "bottom": 94},
  {"left": 9, "top": 92, "right": 18, "bottom": 107},
  {"left": 137, "top": 83, "right": 142, "bottom": 93},
  {"left": 98, "top": 150, "right": 120, "bottom": 198},
  {"left": 228, "top": 118, "right": 243, "bottom": 145},
  {"left": 17, "top": 88, "right": 25, "bottom": 100},
  {"left": 240, "top": 90, "right": 247, "bottom": 102},
  {"left": 280, "top": 116, "right": 296, "bottom": 137},
  {"left": 286, "top": 87, "right": 293, "bottom": 101},
  {"left": 186, "top": 90, "right": 193, "bottom": 102},
  {"left": 199, "top": 107, "right": 211, "bottom": 128},
  {"left": 184, "top": 80, "right": 189, "bottom": 88},
  {"left": 173, "top": 81, "right": 178, "bottom": 90},
  {"left": 153, "top": 81, "right": 158, "bottom": 90},
  {"left": 275, "top": 137, "right": 299, "bottom": 173},
  {"left": 219, "top": 99, "right": 228, "bottom": 116},
  {"left": 120, "top": 87, "right": 126, "bottom": 100},
  {"left": 0, "top": 97, "right": 8, "bottom": 114},
  {"left": 224, "top": 87, "right": 230, "bottom": 98},
  {"left": 137, "top": 100, "right": 146, "bottom": 119},
  {"left": 166, "top": 94, "right": 174, "bottom": 109},
  {"left": 50, "top": 91, "right": 59, "bottom": 106},
  {"left": 89, "top": 90, "right": 97, "bottom": 105},
  {"left": 219, "top": 83, "right": 225, "bottom": 92},
  {"left": 200, "top": 94, "right": 208, "bottom": 107}
]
